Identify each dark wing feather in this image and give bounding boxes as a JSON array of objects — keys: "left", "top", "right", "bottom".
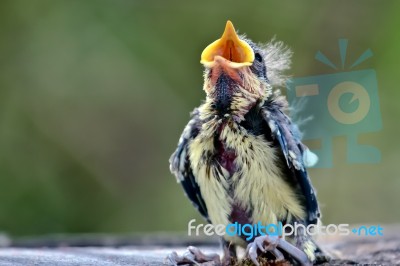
[
  {"left": 261, "top": 100, "right": 320, "bottom": 225},
  {"left": 169, "top": 109, "right": 210, "bottom": 222}
]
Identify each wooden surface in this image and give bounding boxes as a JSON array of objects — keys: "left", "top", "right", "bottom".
[{"left": 0, "top": 225, "right": 399, "bottom": 265}]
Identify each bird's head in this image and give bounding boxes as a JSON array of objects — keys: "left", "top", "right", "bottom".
[{"left": 200, "top": 21, "right": 273, "bottom": 120}]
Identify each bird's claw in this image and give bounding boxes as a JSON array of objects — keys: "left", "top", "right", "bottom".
[
  {"left": 246, "top": 235, "right": 284, "bottom": 266},
  {"left": 165, "top": 246, "right": 221, "bottom": 266},
  {"left": 246, "top": 235, "right": 313, "bottom": 266}
]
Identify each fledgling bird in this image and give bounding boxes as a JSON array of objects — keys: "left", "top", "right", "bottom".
[{"left": 167, "top": 21, "right": 326, "bottom": 266}]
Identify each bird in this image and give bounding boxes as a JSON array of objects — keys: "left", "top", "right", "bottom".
[{"left": 167, "top": 21, "right": 327, "bottom": 266}]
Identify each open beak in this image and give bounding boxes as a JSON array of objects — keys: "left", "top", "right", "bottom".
[{"left": 201, "top": 21, "right": 254, "bottom": 68}]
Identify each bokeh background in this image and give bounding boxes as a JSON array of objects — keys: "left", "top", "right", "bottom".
[{"left": 0, "top": 0, "right": 399, "bottom": 237}]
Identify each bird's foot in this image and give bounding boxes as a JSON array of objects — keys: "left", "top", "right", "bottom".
[
  {"left": 246, "top": 235, "right": 312, "bottom": 266},
  {"left": 246, "top": 235, "right": 284, "bottom": 266},
  {"left": 165, "top": 246, "right": 221, "bottom": 266}
]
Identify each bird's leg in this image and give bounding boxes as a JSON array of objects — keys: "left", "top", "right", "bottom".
[
  {"left": 246, "top": 235, "right": 312, "bottom": 266},
  {"left": 165, "top": 246, "right": 221, "bottom": 266},
  {"left": 220, "top": 238, "right": 236, "bottom": 266}
]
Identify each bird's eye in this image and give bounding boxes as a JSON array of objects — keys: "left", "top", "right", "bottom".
[{"left": 255, "top": 53, "right": 263, "bottom": 62}]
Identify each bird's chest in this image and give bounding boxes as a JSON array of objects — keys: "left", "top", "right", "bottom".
[{"left": 189, "top": 120, "right": 304, "bottom": 243}]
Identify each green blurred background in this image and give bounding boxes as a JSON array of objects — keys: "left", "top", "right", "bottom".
[{"left": 0, "top": 0, "right": 399, "bottom": 237}]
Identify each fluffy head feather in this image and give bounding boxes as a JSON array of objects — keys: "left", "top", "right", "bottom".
[{"left": 259, "top": 38, "right": 293, "bottom": 87}]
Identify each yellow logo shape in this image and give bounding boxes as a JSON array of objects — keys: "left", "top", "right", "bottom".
[{"left": 327, "top": 81, "right": 370, "bottom": 125}]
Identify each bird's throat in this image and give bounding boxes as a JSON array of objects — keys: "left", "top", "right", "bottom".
[{"left": 213, "top": 73, "right": 234, "bottom": 114}]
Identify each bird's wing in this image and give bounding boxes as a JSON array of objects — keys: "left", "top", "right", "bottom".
[
  {"left": 169, "top": 109, "right": 210, "bottom": 222},
  {"left": 261, "top": 100, "right": 320, "bottom": 225}
]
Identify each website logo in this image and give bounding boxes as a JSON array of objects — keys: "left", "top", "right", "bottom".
[
  {"left": 188, "top": 219, "right": 383, "bottom": 241},
  {"left": 286, "top": 39, "right": 382, "bottom": 168}
]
